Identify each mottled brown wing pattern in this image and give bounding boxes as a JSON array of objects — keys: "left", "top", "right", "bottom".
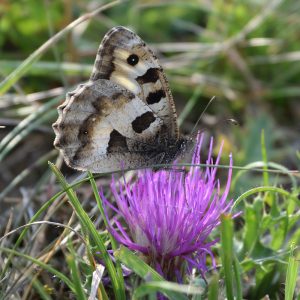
[
  {"left": 53, "top": 26, "right": 189, "bottom": 173},
  {"left": 53, "top": 80, "right": 166, "bottom": 172},
  {"left": 90, "top": 26, "right": 179, "bottom": 140}
]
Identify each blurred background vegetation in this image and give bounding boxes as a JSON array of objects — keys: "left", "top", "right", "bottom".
[{"left": 0, "top": 0, "right": 299, "bottom": 299}]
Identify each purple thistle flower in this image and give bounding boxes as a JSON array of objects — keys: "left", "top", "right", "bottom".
[{"left": 101, "top": 133, "right": 234, "bottom": 280}]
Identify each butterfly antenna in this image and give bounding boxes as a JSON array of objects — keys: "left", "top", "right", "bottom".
[{"left": 190, "top": 96, "right": 216, "bottom": 137}]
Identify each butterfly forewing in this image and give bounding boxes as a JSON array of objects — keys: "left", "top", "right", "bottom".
[{"left": 90, "top": 26, "right": 179, "bottom": 140}]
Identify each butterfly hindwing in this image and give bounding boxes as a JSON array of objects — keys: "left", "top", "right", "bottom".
[{"left": 53, "top": 79, "right": 167, "bottom": 171}]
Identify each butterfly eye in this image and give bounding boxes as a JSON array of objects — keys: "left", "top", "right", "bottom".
[{"left": 127, "top": 54, "right": 139, "bottom": 66}]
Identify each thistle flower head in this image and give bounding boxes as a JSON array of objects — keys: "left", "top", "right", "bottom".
[{"left": 101, "top": 134, "right": 233, "bottom": 279}]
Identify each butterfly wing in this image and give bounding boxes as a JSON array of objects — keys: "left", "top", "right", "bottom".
[
  {"left": 53, "top": 80, "right": 166, "bottom": 172},
  {"left": 53, "top": 26, "right": 186, "bottom": 173},
  {"left": 90, "top": 26, "right": 179, "bottom": 141}
]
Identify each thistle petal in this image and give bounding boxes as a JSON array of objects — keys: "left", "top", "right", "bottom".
[{"left": 102, "top": 133, "right": 234, "bottom": 279}]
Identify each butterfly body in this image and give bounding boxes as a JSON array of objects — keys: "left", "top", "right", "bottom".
[{"left": 53, "top": 26, "right": 191, "bottom": 173}]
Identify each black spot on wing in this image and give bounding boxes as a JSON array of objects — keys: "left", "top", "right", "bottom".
[
  {"left": 127, "top": 54, "right": 139, "bottom": 66},
  {"left": 146, "top": 89, "right": 166, "bottom": 105},
  {"left": 132, "top": 111, "right": 156, "bottom": 133},
  {"left": 107, "top": 129, "right": 128, "bottom": 153},
  {"left": 136, "top": 68, "right": 160, "bottom": 84}
]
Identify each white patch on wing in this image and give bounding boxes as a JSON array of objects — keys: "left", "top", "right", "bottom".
[
  {"left": 76, "top": 121, "right": 112, "bottom": 168},
  {"left": 111, "top": 48, "right": 158, "bottom": 95},
  {"left": 148, "top": 97, "right": 168, "bottom": 114},
  {"left": 140, "top": 82, "right": 170, "bottom": 119},
  {"left": 106, "top": 96, "right": 162, "bottom": 141},
  {"left": 110, "top": 72, "right": 140, "bottom": 94},
  {"left": 91, "top": 119, "right": 112, "bottom": 149}
]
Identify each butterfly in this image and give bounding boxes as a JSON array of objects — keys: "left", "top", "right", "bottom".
[{"left": 53, "top": 26, "right": 191, "bottom": 173}]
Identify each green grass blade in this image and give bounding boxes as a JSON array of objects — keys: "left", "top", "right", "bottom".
[
  {"left": 231, "top": 161, "right": 298, "bottom": 191},
  {"left": 0, "top": 60, "right": 92, "bottom": 77},
  {"left": 1, "top": 174, "right": 91, "bottom": 278},
  {"left": 114, "top": 246, "right": 188, "bottom": 300},
  {"left": 0, "top": 191, "right": 63, "bottom": 278},
  {"left": 0, "top": 110, "right": 56, "bottom": 161},
  {"left": 0, "top": 150, "right": 56, "bottom": 200},
  {"left": 0, "top": 95, "right": 60, "bottom": 158},
  {"left": 0, "top": 247, "right": 74, "bottom": 292},
  {"left": 232, "top": 186, "right": 297, "bottom": 211},
  {"left": 49, "top": 163, "right": 125, "bottom": 300},
  {"left": 88, "top": 171, "right": 125, "bottom": 294},
  {"left": 208, "top": 273, "right": 219, "bottom": 300},
  {"left": 285, "top": 244, "right": 299, "bottom": 300},
  {"left": 87, "top": 171, "right": 115, "bottom": 242},
  {"left": 261, "top": 129, "right": 269, "bottom": 186},
  {"left": 66, "top": 241, "right": 87, "bottom": 300},
  {"left": 114, "top": 246, "right": 165, "bottom": 280},
  {"left": 220, "top": 214, "right": 234, "bottom": 300},
  {"left": 31, "top": 278, "right": 52, "bottom": 300},
  {"left": 233, "top": 255, "right": 243, "bottom": 300},
  {"left": 133, "top": 281, "right": 203, "bottom": 299},
  {"left": 178, "top": 85, "right": 202, "bottom": 127}
]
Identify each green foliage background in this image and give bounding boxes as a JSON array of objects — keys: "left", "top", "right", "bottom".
[{"left": 0, "top": 0, "right": 299, "bottom": 299}]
